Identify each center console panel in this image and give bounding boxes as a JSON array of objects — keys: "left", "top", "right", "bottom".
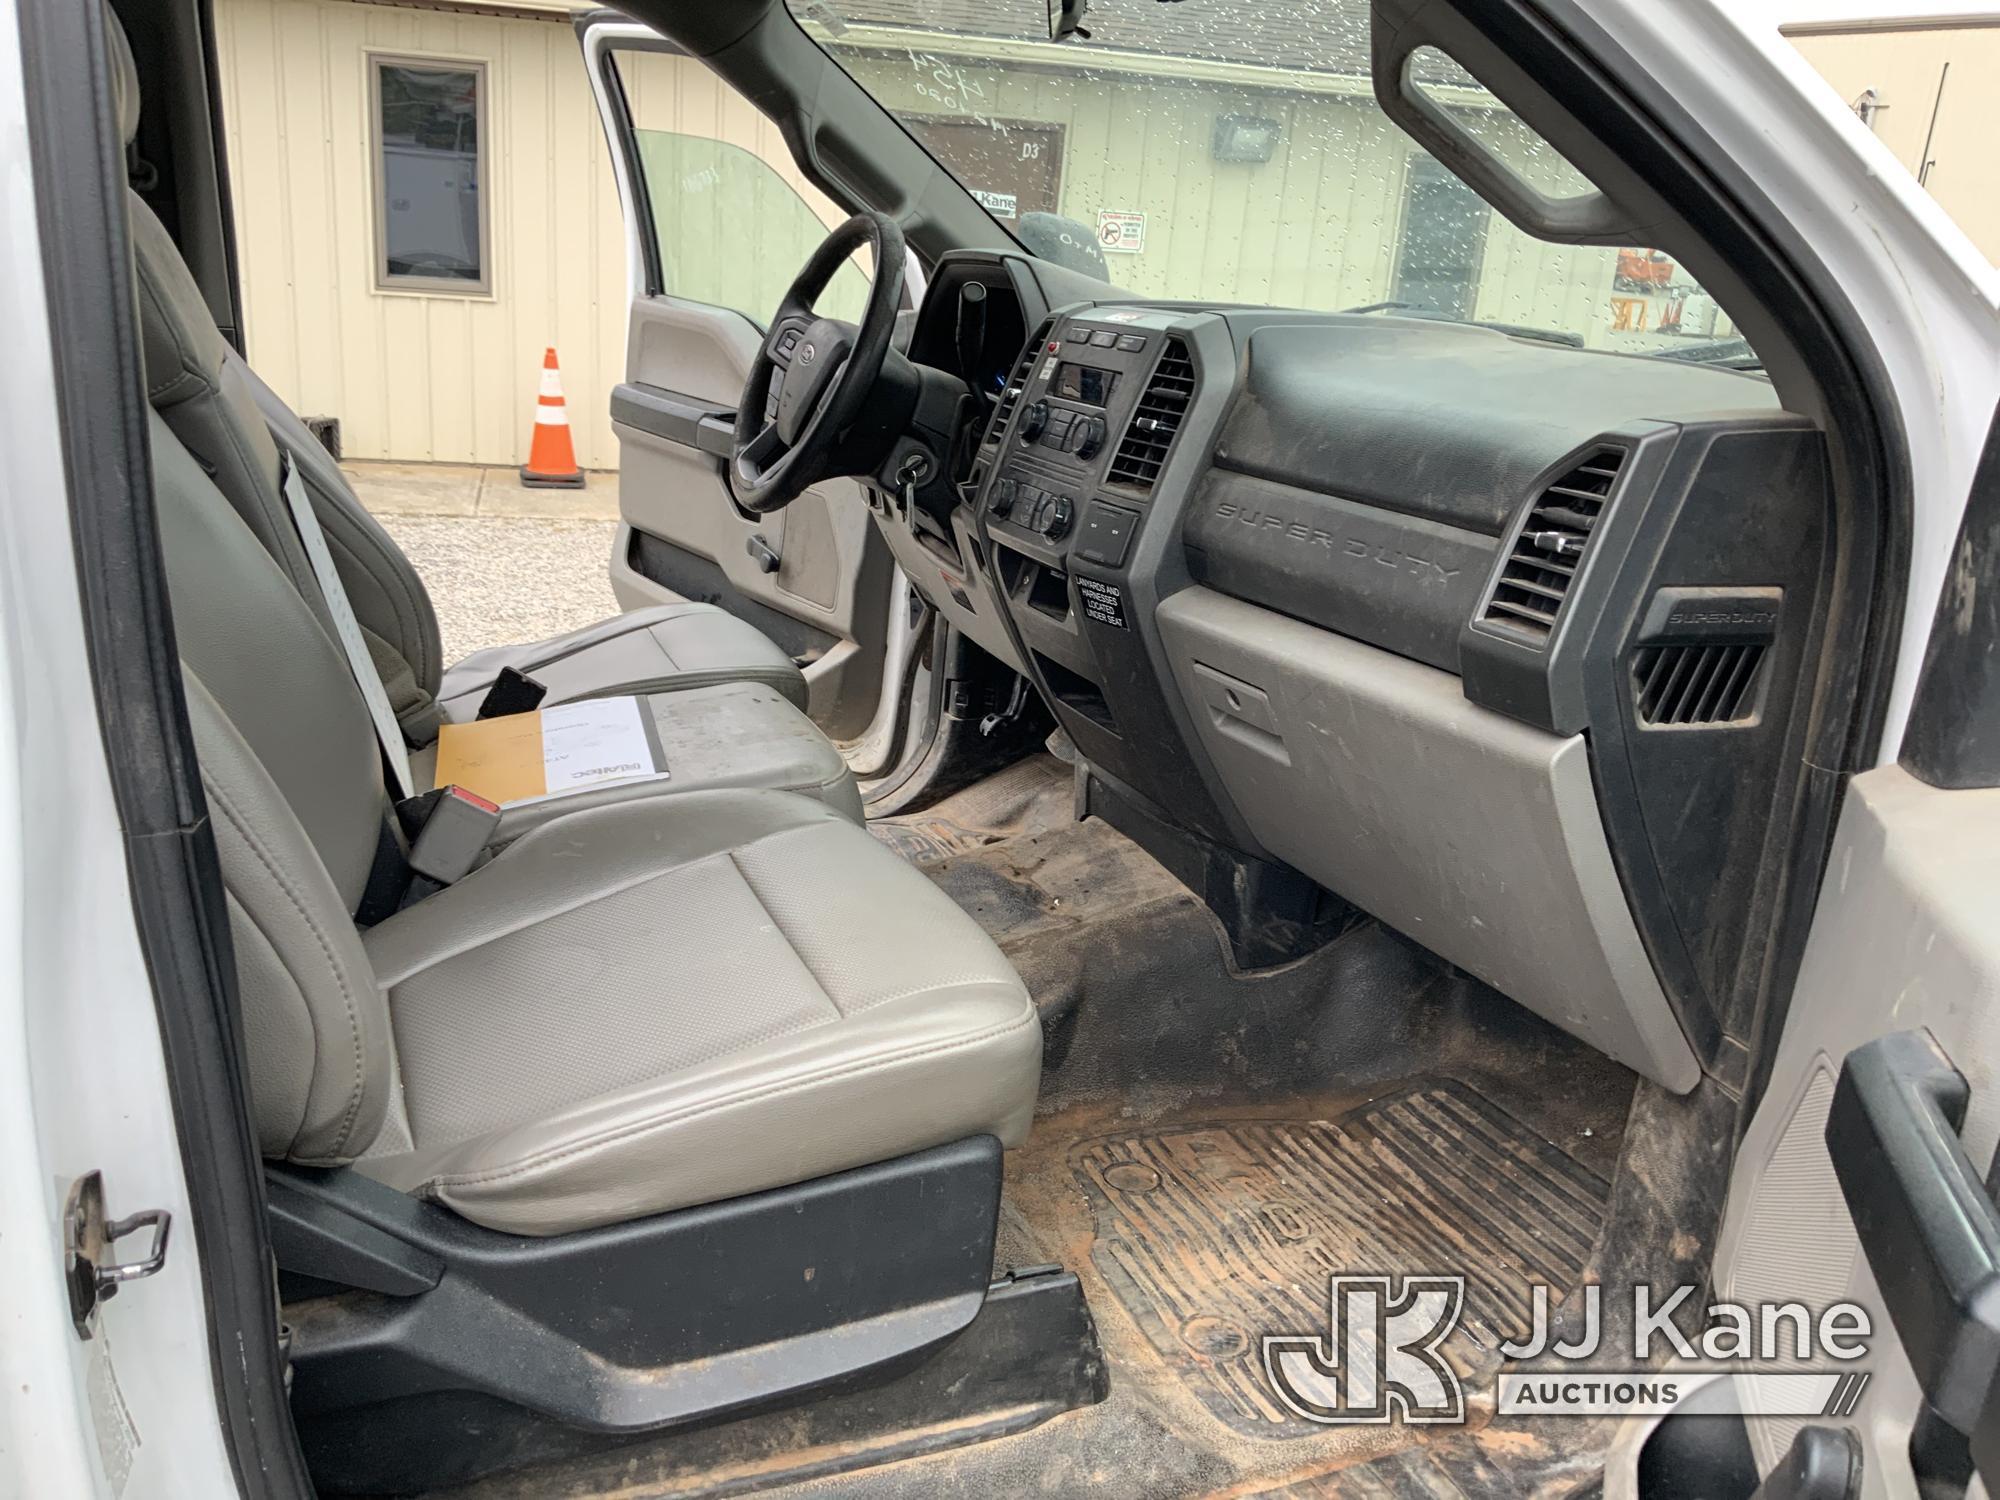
[
  {"left": 974, "top": 309, "right": 1248, "bottom": 852},
  {"left": 968, "top": 304, "right": 1350, "bottom": 966}
]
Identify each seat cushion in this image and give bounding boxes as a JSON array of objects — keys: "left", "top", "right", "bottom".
[
  {"left": 355, "top": 791, "right": 1040, "bottom": 1235},
  {"left": 413, "top": 682, "right": 864, "bottom": 842},
  {"left": 437, "top": 603, "right": 808, "bottom": 723}
]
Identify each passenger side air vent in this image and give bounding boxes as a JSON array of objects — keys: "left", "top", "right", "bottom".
[
  {"left": 1106, "top": 337, "right": 1194, "bottom": 490},
  {"left": 1632, "top": 643, "right": 1767, "bottom": 726},
  {"left": 985, "top": 319, "right": 1052, "bottom": 447},
  {"left": 1481, "top": 447, "right": 1626, "bottom": 646}
]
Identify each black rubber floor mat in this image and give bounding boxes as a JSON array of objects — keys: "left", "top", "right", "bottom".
[
  {"left": 869, "top": 755, "right": 1070, "bottom": 866},
  {"left": 1071, "top": 1081, "right": 1610, "bottom": 1439}
]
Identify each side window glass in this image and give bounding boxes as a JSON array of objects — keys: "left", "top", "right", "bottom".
[{"left": 612, "top": 50, "right": 869, "bottom": 326}]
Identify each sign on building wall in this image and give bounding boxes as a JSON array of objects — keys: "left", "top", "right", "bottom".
[
  {"left": 1096, "top": 210, "right": 1146, "bottom": 254},
  {"left": 971, "top": 189, "right": 1019, "bottom": 218}
]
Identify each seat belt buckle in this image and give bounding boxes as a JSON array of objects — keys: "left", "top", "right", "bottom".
[
  {"left": 477, "top": 666, "right": 547, "bottom": 720},
  {"left": 404, "top": 785, "right": 502, "bottom": 885}
]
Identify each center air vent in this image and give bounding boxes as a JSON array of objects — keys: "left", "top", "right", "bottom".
[
  {"left": 985, "top": 319, "right": 1052, "bottom": 448},
  {"left": 1481, "top": 447, "right": 1626, "bottom": 647},
  {"left": 1106, "top": 337, "right": 1194, "bottom": 490}
]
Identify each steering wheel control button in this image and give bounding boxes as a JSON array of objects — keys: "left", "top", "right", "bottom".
[
  {"left": 1075, "top": 501, "right": 1138, "bottom": 568},
  {"left": 1116, "top": 333, "right": 1148, "bottom": 352}
]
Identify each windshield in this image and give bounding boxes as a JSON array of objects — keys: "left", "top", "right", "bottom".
[{"left": 789, "top": 0, "right": 1749, "bottom": 362}]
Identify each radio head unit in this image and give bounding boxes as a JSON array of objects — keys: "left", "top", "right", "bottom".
[{"left": 1054, "top": 362, "right": 1120, "bottom": 407}]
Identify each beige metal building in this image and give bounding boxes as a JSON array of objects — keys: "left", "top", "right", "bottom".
[
  {"left": 1785, "top": 16, "right": 2000, "bottom": 264},
  {"left": 214, "top": 0, "right": 1959, "bottom": 470},
  {"left": 215, "top": 0, "right": 839, "bottom": 469}
]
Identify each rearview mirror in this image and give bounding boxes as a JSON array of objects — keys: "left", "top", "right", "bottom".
[{"left": 1047, "top": 0, "right": 1090, "bottom": 43}]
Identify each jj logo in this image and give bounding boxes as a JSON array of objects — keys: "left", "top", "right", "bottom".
[{"left": 1262, "top": 1275, "right": 1467, "bottom": 1425}]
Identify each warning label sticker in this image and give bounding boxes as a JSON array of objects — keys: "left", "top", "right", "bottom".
[{"left": 1077, "top": 576, "right": 1128, "bottom": 629}]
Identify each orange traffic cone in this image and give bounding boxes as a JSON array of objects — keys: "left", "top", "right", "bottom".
[{"left": 520, "top": 346, "right": 585, "bottom": 489}]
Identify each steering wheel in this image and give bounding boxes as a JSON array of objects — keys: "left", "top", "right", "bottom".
[{"left": 730, "top": 211, "right": 906, "bottom": 515}]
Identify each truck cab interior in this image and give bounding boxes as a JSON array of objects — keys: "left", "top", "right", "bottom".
[{"left": 61, "top": 0, "right": 1919, "bottom": 1494}]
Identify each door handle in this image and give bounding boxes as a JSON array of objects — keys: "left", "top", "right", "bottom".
[
  {"left": 746, "top": 533, "right": 782, "bottom": 575},
  {"left": 1826, "top": 1028, "right": 2000, "bottom": 1489}
]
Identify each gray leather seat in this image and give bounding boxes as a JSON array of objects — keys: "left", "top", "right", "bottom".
[
  {"left": 117, "top": 13, "right": 1037, "bottom": 1237},
  {"left": 155, "top": 408, "right": 1040, "bottom": 1234},
  {"left": 128, "top": 179, "right": 804, "bottom": 746},
  {"left": 138, "top": 229, "right": 856, "bottom": 821}
]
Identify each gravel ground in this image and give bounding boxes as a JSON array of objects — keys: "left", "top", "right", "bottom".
[{"left": 379, "top": 515, "right": 622, "bottom": 663}]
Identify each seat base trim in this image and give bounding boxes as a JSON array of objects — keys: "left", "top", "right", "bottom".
[{"left": 276, "top": 1136, "right": 1011, "bottom": 1492}]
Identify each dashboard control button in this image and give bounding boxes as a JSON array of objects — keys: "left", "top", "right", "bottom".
[
  {"left": 1074, "top": 415, "right": 1108, "bottom": 460},
  {"left": 1075, "top": 501, "right": 1138, "bottom": 567},
  {"left": 989, "top": 477, "right": 1017, "bottom": 516},
  {"left": 1043, "top": 496, "right": 1075, "bottom": 540},
  {"left": 1066, "top": 323, "right": 1092, "bottom": 343},
  {"left": 1088, "top": 329, "right": 1118, "bottom": 348},
  {"left": 1019, "top": 399, "right": 1050, "bottom": 443},
  {"left": 1115, "top": 333, "right": 1147, "bottom": 352}
]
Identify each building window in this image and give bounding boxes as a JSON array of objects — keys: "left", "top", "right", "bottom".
[
  {"left": 370, "top": 56, "right": 489, "bottom": 294},
  {"left": 1391, "top": 153, "right": 1491, "bottom": 324}
]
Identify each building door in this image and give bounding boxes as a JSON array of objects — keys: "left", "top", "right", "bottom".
[
  {"left": 901, "top": 116, "right": 1065, "bottom": 227},
  {"left": 1391, "top": 153, "right": 1490, "bottom": 322}
]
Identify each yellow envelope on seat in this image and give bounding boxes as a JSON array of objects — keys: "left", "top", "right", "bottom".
[{"left": 432, "top": 696, "right": 666, "bottom": 806}]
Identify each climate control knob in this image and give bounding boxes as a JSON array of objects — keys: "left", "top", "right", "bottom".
[
  {"left": 1019, "top": 399, "right": 1050, "bottom": 444},
  {"left": 989, "top": 477, "right": 1017, "bottom": 516},
  {"left": 1073, "top": 416, "right": 1108, "bottom": 461},
  {"left": 1042, "top": 495, "right": 1074, "bottom": 541}
]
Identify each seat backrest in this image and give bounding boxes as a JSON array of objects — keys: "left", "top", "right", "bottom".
[
  {"left": 150, "top": 409, "right": 389, "bottom": 905},
  {"left": 234, "top": 350, "right": 445, "bottom": 739},
  {"left": 125, "top": 167, "right": 444, "bottom": 739},
  {"left": 152, "top": 406, "right": 400, "bottom": 1161},
  {"left": 113, "top": 4, "right": 399, "bottom": 1163}
]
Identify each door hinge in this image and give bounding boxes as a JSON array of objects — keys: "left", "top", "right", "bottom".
[{"left": 65, "top": 1170, "right": 172, "bottom": 1340}]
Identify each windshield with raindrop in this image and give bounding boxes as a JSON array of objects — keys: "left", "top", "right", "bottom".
[{"left": 789, "top": 0, "right": 1752, "bottom": 362}]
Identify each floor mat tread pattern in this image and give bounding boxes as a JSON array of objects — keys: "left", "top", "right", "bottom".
[{"left": 1072, "top": 1079, "right": 1610, "bottom": 1439}]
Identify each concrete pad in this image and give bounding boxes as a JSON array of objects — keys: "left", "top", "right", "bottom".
[
  {"left": 475, "top": 466, "right": 621, "bottom": 520},
  {"left": 342, "top": 461, "right": 481, "bottom": 517}
]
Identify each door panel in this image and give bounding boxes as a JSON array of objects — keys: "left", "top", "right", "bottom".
[
  {"left": 609, "top": 300, "right": 891, "bottom": 738},
  {"left": 1708, "top": 774, "right": 2000, "bottom": 1497},
  {"left": 583, "top": 21, "right": 895, "bottom": 740},
  {"left": 1706, "top": 409, "right": 2000, "bottom": 1499}
]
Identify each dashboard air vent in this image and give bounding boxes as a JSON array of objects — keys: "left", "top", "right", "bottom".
[
  {"left": 1106, "top": 337, "right": 1194, "bottom": 490},
  {"left": 986, "top": 319, "right": 1051, "bottom": 447},
  {"left": 1481, "top": 447, "right": 1626, "bottom": 646},
  {"left": 1633, "top": 642, "right": 1766, "bottom": 726}
]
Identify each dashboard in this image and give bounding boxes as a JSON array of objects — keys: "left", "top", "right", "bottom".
[{"left": 872, "top": 249, "right": 1833, "bottom": 1100}]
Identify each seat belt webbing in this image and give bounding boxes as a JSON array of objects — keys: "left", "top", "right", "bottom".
[{"left": 277, "top": 450, "right": 415, "bottom": 799}]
